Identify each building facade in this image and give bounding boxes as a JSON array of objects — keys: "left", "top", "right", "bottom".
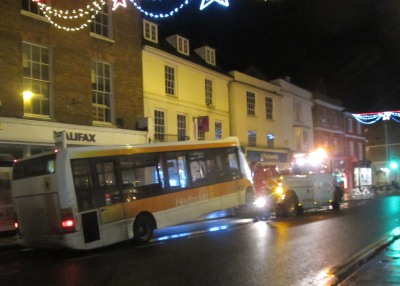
[
  {"left": 228, "top": 71, "right": 287, "bottom": 169},
  {"left": 313, "top": 93, "right": 367, "bottom": 190},
  {"left": 142, "top": 19, "right": 231, "bottom": 142},
  {"left": 366, "top": 119, "right": 400, "bottom": 185},
  {"left": 0, "top": 0, "right": 146, "bottom": 158},
  {"left": 228, "top": 73, "right": 314, "bottom": 170}
]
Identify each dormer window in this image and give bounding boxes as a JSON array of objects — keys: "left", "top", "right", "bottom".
[
  {"left": 195, "top": 46, "right": 217, "bottom": 66},
  {"left": 177, "top": 36, "right": 189, "bottom": 55},
  {"left": 206, "top": 47, "right": 216, "bottom": 65},
  {"left": 143, "top": 20, "right": 158, "bottom": 43}
]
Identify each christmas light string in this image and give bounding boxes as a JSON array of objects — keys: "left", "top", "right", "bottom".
[
  {"left": 129, "top": 0, "right": 190, "bottom": 18},
  {"left": 30, "top": 0, "right": 229, "bottom": 31},
  {"left": 352, "top": 111, "right": 400, "bottom": 124},
  {"left": 36, "top": 0, "right": 106, "bottom": 31},
  {"left": 37, "top": 0, "right": 105, "bottom": 19}
]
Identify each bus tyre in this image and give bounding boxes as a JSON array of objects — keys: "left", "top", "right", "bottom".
[
  {"left": 284, "top": 190, "right": 301, "bottom": 217},
  {"left": 133, "top": 214, "right": 155, "bottom": 243},
  {"left": 332, "top": 187, "right": 341, "bottom": 210}
]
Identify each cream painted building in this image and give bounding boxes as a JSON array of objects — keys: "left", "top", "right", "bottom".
[
  {"left": 229, "top": 73, "right": 314, "bottom": 169},
  {"left": 142, "top": 20, "right": 231, "bottom": 142},
  {"left": 272, "top": 78, "right": 314, "bottom": 155}
]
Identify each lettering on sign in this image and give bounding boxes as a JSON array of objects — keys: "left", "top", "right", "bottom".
[
  {"left": 176, "top": 193, "right": 209, "bottom": 207},
  {"left": 54, "top": 131, "right": 96, "bottom": 143}
]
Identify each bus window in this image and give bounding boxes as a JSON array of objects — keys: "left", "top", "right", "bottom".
[
  {"left": 71, "top": 159, "right": 95, "bottom": 211},
  {"left": 119, "top": 155, "right": 163, "bottom": 200},
  {"left": 95, "top": 161, "right": 120, "bottom": 206},
  {"left": 188, "top": 150, "right": 212, "bottom": 187},
  {"left": 165, "top": 152, "right": 188, "bottom": 190},
  {"left": 227, "top": 150, "right": 241, "bottom": 179},
  {"left": 13, "top": 154, "right": 56, "bottom": 180}
]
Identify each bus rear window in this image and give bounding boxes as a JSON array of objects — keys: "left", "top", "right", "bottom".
[{"left": 13, "top": 154, "right": 56, "bottom": 180}]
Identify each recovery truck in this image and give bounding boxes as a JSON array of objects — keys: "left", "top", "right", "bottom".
[{"left": 252, "top": 164, "right": 342, "bottom": 217}]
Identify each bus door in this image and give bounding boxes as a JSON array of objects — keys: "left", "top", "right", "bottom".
[
  {"left": 72, "top": 159, "right": 125, "bottom": 245},
  {"left": 93, "top": 160, "right": 126, "bottom": 242}
]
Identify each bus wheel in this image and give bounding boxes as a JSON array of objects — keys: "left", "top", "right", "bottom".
[
  {"left": 332, "top": 187, "right": 341, "bottom": 210},
  {"left": 133, "top": 214, "right": 155, "bottom": 243},
  {"left": 284, "top": 191, "right": 301, "bottom": 217}
]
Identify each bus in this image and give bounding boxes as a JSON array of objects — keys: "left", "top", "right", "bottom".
[
  {"left": 12, "top": 138, "right": 254, "bottom": 250},
  {"left": 0, "top": 154, "right": 16, "bottom": 233}
]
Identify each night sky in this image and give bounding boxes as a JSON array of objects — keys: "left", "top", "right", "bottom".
[{"left": 142, "top": 0, "right": 400, "bottom": 113}]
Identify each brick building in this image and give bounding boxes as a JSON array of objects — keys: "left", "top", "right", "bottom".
[
  {"left": 0, "top": 0, "right": 146, "bottom": 158},
  {"left": 313, "top": 93, "right": 367, "bottom": 190}
]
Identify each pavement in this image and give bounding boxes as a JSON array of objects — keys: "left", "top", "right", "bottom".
[{"left": 337, "top": 236, "right": 400, "bottom": 285}]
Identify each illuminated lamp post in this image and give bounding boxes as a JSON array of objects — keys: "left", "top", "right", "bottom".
[{"left": 353, "top": 110, "right": 400, "bottom": 184}]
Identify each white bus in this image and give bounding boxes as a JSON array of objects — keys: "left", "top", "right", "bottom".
[
  {"left": 12, "top": 138, "right": 254, "bottom": 250},
  {"left": 0, "top": 154, "right": 16, "bottom": 233}
]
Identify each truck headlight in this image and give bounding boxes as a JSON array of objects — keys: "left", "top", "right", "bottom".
[
  {"left": 275, "top": 186, "right": 283, "bottom": 195},
  {"left": 254, "top": 197, "right": 267, "bottom": 208}
]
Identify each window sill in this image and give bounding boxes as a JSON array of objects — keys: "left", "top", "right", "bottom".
[
  {"left": 90, "top": 33, "right": 115, "bottom": 44},
  {"left": 92, "top": 121, "right": 115, "bottom": 128},
  {"left": 20, "top": 10, "right": 49, "bottom": 23}
]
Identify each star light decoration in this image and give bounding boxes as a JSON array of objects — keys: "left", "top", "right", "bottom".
[
  {"left": 199, "top": 0, "right": 229, "bottom": 10},
  {"left": 112, "top": 0, "right": 127, "bottom": 10},
  {"left": 352, "top": 111, "right": 400, "bottom": 124}
]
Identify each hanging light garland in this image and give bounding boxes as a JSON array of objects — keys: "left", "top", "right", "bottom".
[
  {"left": 128, "top": 0, "right": 190, "bottom": 18},
  {"left": 352, "top": 111, "right": 400, "bottom": 124},
  {"left": 35, "top": 0, "right": 106, "bottom": 32},
  {"left": 30, "top": 0, "right": 229, "bottom": 31}
]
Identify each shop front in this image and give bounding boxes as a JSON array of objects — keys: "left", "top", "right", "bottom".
[{"left": 0, "top": 117, "right": 148, "bottom": 159}]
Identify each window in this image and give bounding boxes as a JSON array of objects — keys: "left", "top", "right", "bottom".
[
  {"left": 294, "top": 101, "right": 303, "bottom": 122},
  {"left": 358, "top": 142, "right": 363, "bottom": 160},
  {"left": 188, "top": 147, "right": 240, "bottom": 187},
  {"left": 177, "top": 114, "right": 187, "bottom": 141},
  {"left": 267, "top": 133, "right": 275, "bottom": 148},
  {"left": 246, "top": 91, "right": 255, "bottom": 116},
  {"left": 295, "top": 128, "right": 309, "bottom": 152},
  {"left": 248, "top": 131, "right": 256, "bottom": 147},
  {"left": 348, "top": 118, "right": 353, "bottom": 133},
  {"left": 165, "top": 65, "right": 175, "bottom": 96},
  {"left": 205, "top": 79, "right": 213, "bottom": 106},
  {"left": 71, "top": 159, "right": 94, "bottom": 211},
  {"left": 143, "top": 20, "right": 158, "bottom": 43},
  {"left": 13, "top": 154, "right": 56, "bottom": 180},
  {"left": 119, "top": 154, "right": 162, "bottom": 199},
  {"left": 349, "top": 141, "right": 355, "bottom": 156},
  {"left": 198, "top": 131, "right": 205, "bottom": 141},
  {"left": 21, "top": 0, "right": 43, "bottom": 15},
  {"left": 165, "top": 152, "right": 188, "bottom": 189},
  {"left": 215, "top": 121, "right": 222, "bottom": 139},
  {"left": 92, "top": 61, "right": 112, "bottom": 123},
  {"left": 154, "top": 110, "right": 165, "bottom": 142},
  {"left": 177, "top": 36, "right": 189, "bottom": 55},
  {"left": 332, "top": 112, "right": 338, "bottom": 127},
  {"left": 22, "top": 42, "right": 50, "bottom": 117},
  {"left": 322, "top": 110, "right": 328, "bottom": 124},
  {"left": 91, "top": 1, "right": 110, "bottom": 38},
  {"left": 265, "top": 97, "right": 273, "bottom": 119},
  {"left": 205, "top": 47, "right": 216, "bottom": 65},
  {"left": 357, "top": 121, "right": 362, "bottom": 134}
]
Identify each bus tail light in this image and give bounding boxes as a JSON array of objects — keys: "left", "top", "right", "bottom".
[
  {"left": 61, "top": 209, "right": 76, "bottom": 233},
  {"left": 14, "top": 213, "right": 19, "bottom": 232}
]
